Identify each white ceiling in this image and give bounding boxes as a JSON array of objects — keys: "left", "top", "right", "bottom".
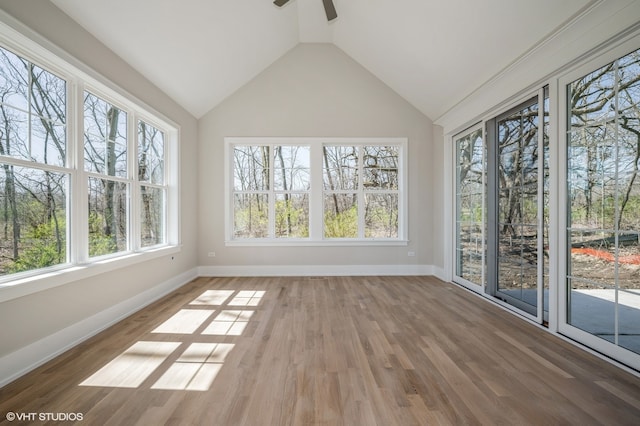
[{"left": 51, "top": 0, "right": 592, "bottom": 120}]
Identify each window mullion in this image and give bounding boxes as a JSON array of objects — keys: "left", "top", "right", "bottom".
[
  {"left": 310, "top": 144, "right": 323, "bottom": 239},
  {"left": 358, "top": 147, "right": 365, "bottom": 239},
  {"left": 72, "top": 80, "right": 88, "bottom": 264},
  {"left": 130, "top": 114, "right": 139, "bottom": 251},
  {"left": 269, "top": 144, "right": 275, "bottom": 239}
]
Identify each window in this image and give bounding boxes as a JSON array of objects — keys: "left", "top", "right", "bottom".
[
  {"left": 0, "top": 26, "right": 178, "bottom": 289},
  {"left": 0, "top": 45, "right": 70, "bottom": 275},
  {"left": 84, "top": 92, "right": 129, "bottom": 256},
  {"left": 323, "top": 145, "right": 400, "bottom": 238},
  {"left": 232, "top": 144, "right": 310, "bottom": 239},
  {"left": 227, "top": 138, "right": 406, "bottom": 245},
  {"left": 138, "top": 120, "right": 166, "bottom": 248}
]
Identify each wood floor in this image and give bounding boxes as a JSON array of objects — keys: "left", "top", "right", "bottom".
[{"left": 2, "top": 276, "right": 640, "bottom": 425}]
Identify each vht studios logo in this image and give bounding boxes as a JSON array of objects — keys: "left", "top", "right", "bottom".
[{"left": 5, "top": 411, "right": 84, "bottom": 422}]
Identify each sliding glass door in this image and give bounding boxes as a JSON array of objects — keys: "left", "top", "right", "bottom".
[
  {"left": 484, "top": 91, "right": 548, "bottom": 320},
  {"left": 563, "top": 46, "right": 640, "bottom": 362},
  {"left": 451, "top": 37, "right": 640, "bottom": 371},
  {"left": 453, "top": 94, "right": 549, "bottom": 321},
  {"left": 453, "top": 126, "right": 485, "bottom": 289}
]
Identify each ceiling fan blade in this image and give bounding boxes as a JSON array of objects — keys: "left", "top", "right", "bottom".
[
  {"left": 322, "top": 0, "right": 337, "bottom": 21},
  {"left": 273, "top": 0, "right": 289, "bottom": 7}
]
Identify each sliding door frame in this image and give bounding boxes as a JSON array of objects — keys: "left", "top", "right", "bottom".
[
  {"left": 486, "top": 93, "right": 545, "bottom": 323},
  {"left": 557, "top": 35, "right": 640, "bottom": 370},
  {"left": 452, "top": 123, "right": 486, "bottom": 291}
]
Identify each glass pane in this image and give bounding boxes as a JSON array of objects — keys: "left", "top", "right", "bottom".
[
  {"left": 84, "top": 92, "right": 106, "bottom": 145},
  {"left": 140, "top": 186, "right": 164, "bottom": 247},
  {"left": 233, "top": 146, "right": 269, "bottom": 191},
  {"left": 88, "top": 177, "right": 128, "bottom": 257},
  {"left": 455, "top": 128, "right": 484, "bottom": 286},
  {"left": 567, "top": 46, "right": 640, "bottom": 356},
  {"left": 458, "top": 192, "right": 482, "bottom": 224},
  {"left": 497, "top": 100, "right": 539, "bottom": 311},
  {"left": 617, "top": 124, "right": 639, "bottom": 232},
  {"left": 233, "top": 193, "right": 268, "bottom": 238},
  {"left": 108, "top": 109, "right": 127, "bottom": 178},
  {"left": 569, "top": 65, "right": 615, "bottom": 126},
  {"left": 457, "top": 224, "right": 483, "bottom": 284},
  {"left": 273, "top": 146, "right": 310, "bottom": 191},
  {"left": 30, "top": 64, "right": 66, "bottom": 125},
  {"left": 0, "top": 47, "right": 29, "bottom": 110},
  {"left": 31, "top": 116, "right": 65, "bottom": 166},
  {"left": 0, "top": 165, "right": 67, "bottom": 275},
  {"left": 275, "top": 193, "right": 309, "bottom": 238},
  {"left": 323, "top": 146, "right": 358, "bottom": 190},
  {"left": 569, "top": 230, "right": 616, "bottom": 286},
  {"left": 499, "top": 188, "right": 523, "bottom": 226},
  {"left": 138, "top": 121, "right": 165, "bottom": 185},
  {"left": 324, "top": 193, "right": 357, "bottom": 238},
  {"left": 618, "top": 288, "right": 640, "bottom": 354},
  {"left": 363, "top": 146, "right": 398, "bottom": 190},
  {"left": 84, "top": 92, "right": 127, "bottom": 177},
  {"left": 0, "top": 105, "right": 29, "bottom": 161},
  {"left": 543, "top": 88, "right": 550, "bottom": 315},
  {"left": 364, "top": 193, "right": 398, "bottom": 238},
  {"left": 568, "top": 279, "right": 616, "bottom": 345},
  {"left": 498, "top": 255, "right": 521, "bottom": 293},
  {"left": 520, "top": 188, "right": 537, "bottom": 225}
]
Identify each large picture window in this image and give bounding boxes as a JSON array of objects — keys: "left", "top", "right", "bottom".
[
  {"left": 0, "top": 29, "right": 178, "bottom": 288},
  {"left": 227, "top": 138, "right": 406, "bottom": 245}
]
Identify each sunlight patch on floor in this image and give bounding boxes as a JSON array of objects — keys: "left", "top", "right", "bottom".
[
  {"left": 151, "top": 343, "right": 234, "bottom": 391},
  {"left": 228, "top": 290, "right": 265, "bottom": 306},
  {"left": 190, "top": 289, "right": 235, "bottom": 306},
  {"left": 79, "top": 288, "right": 263, "bottom": 391},
  {"left": 151, "top": 309, "right": 215, "bottom": 334},
  {"left": 79, "top": 341, "right": 181, "bottom": 388},
  {"left": 202, "top": 310, "right": 255, "bottom": 336}
]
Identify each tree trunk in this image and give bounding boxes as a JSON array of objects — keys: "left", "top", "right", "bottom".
[
  {"left": 0, "top": 106, "right": 20, "bottom": 259},
  {"left": 322, "top": 147, "right": 340, "bottom": 216},
  {"left": 275, "top": 146, "right": 292, "bottom": 234},
  {"left": 104, "top": 107, "right": 119, "bottom": 248}
]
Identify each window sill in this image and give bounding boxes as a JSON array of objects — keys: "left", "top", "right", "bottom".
[
  {"left": 0, "top": 245, "right": 181, "bottom": 303},
  {"left": 225, "top": 239, "right": 409, "bottom": 247}
]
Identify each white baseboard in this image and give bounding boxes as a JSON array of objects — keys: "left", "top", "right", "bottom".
[
  {"left": 197, "top": 264, "right": 434, "bottom": 277},
  {"left": 0, "top": 267, "right": 198, "bottom": 388},
  {"left": 431, "top": 266, "right": 446, "bottom": 282}
]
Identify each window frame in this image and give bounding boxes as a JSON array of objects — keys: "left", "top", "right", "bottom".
[
  {"left": 0, "top": 18, "right": 180, "bottom": 303},
  {"left": 225, "top": 137, "right": 408, "bottom": 246}
]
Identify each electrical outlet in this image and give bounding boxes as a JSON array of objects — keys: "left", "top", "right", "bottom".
[
  {"left": 208, "top": 252, "right": 216, "bottom": 257},
  {"left": 408, "top": 251, "right": 416, "bottom": 257}
]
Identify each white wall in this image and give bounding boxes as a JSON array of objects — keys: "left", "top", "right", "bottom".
[
  {"left": 198, "top": 44, "right": 438, "bottom": 275},
  {"left": 0, "top": 1, "right": 199, "bottom": 384}
]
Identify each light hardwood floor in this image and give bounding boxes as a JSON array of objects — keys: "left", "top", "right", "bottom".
[{"left": 1, "top": 276, "right": 640, "bottom": 425}]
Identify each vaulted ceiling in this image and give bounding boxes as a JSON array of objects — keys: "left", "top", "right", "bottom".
[{"left": 51, "top": 0, "right": 592, "bottom": 120}]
